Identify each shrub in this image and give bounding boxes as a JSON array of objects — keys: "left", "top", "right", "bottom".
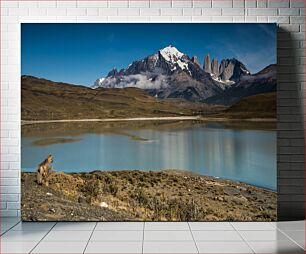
[
  {"left": 108, "top": 184, "right": 118, "bottom": 196},
  {"left": 135, "top": 188, "right": 149, "bottom": 206},
  {"left": 81, "top": 180, "right": 101, "bottom": 197}
]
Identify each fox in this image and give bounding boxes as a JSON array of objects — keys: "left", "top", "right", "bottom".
[{"left": 37, "top": 154, "right": 53, "bottom": 186}]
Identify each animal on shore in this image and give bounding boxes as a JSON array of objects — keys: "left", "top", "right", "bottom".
[{"left": 37, "top": 154, "right": 53, "bottom": 186}]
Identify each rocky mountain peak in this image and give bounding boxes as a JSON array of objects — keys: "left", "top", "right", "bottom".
[
  {"left": 203, "top": 55, "right": 250, "bottom": 82},
  {"left": 219, "top": 58, "right": 250, "bottom": 81},
  {"left": 159, "top": 45, "right": 185, "bottom": 63},
  {"left": 107, "top": 68, "right": 119, "bottom": 77},
  {"left": 191, "top": 56, "right": 200, "bottom": 66},
  {"left": 157, "top": 45, "right": 190, "bottom": 73},
  {"left": 203, "top": 54, "right": 212, "bottom": 73},
  {"left": 211, "top": 58, "right": 219, "bottom": 76}
]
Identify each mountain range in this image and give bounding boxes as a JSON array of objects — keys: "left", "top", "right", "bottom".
[
  {"left": 21, "top": 75, "right": 275, "bottom": 121},
  {"left": 93, "top": 45, "right": 276, "bottom": 106}
]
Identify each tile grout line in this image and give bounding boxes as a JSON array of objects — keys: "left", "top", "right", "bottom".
[
  {"left": 269, "top": 221, "right": 277, "bottom": 229},
  {"left": 229, "top": 222, "right": 256, "bottom": 254},
  {"left": 276, "top": 227, "right": 305, "bottom": 251},
  {"left": 29, "top": 222, "right": 57, "bottom": 254},
  {"left": 83, "top": 222, "right": 97, "bottom": 254},
  {"left": 187, "top": 222, "right": 200, "bottom": 254},
  {"left": 142, "top": 222, "right": 145, "bottom": 254},
  {"left": 0, "top": 219, "right": 21, "bottom": 236}
]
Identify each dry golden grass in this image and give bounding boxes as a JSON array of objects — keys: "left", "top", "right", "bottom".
[{"left": 22, "top": 170, "right": 276, "bottom": 221}]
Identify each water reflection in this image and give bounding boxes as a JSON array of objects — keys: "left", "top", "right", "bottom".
[{"left": 21, "top": 121, "right": 276, "bottom": 190}]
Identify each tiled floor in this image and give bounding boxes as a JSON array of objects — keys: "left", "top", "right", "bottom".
[{"left": 0, "top": 218, "right": 304, "bottom": 253}]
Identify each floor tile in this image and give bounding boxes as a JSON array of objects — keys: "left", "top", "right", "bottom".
[
  {"left": 144, "top": 230, "right": 193, "bottom": 241},
  {"left": 276, "top": 221, "right": 305, "bottom": 231},
  {"left": 1, "top": 229, "right": 8, "bottom": 235},
  {"left": 282, "top": 230, "right": 305, "bottom": 241},
  {"left": 0, "top": 241, "right": 37, "bottom": 253},
  {"left": 1, "top": 224, "right": 15, "bottom": 235},
  {"left": 42, "top": 230, "right": 92, "bottom": 242},
  {"left": 269, "top": 222, "right": 277, "bottom": 229},
  {"left": 0, "top": 230, "right": 47, "bottom": 242},
  {"left": 1, "top": 219, "right": 304, "bottom": 254},
  {"left": 295, "top": 240, "right": 305, "bottom": 250},
  {"left": 192, "top": 230, "right": 243, "bottom": 241},
  {"left": 52, "top": 222, "right": 96, "bottom": 231},
  {"left": 90, "top": 230, "right": 143, "bottom": 241},
  {"left": 189, "top": 222, "right": 234, "bottom": 231},
  {"left": 282, "top": 230, "right": 305, "bottom": 249},
  {"left": 85, "top": 241, "right": 143, "bottom": 253},
  {"left": 1, "top": 221, "right": 21, "bottom": 233},
  {"left": 231, "top": 222, "right": 276, "bottom": 231},
  {"left": 11, "top": 222, "right": 55, "bottom": 231},
  {"left": 32, "top": 241, "right": 87, "bottom": 253},
  {"left": 145, "top": 222, "right": 190, "bottom": 231},
  {"left": 197, "top": 241, "right": 253, "bottom": 253},
  {"left": 249, "top": 240, "right": 305, "bottom": 253},
  {"left": 96, "top": 222, "right": 144, "bottom": 231},
  {"left": 239, "top": 230, "right": 290, "bottom": 241},
  {"left": 143, "top": 241, "right": 198, "bottom": 253}
]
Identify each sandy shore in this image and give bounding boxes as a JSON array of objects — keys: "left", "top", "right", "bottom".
[
  {"left": 21, "top": 115, "right": 276, "bottom": 125},
  {"left": 21, "top": 116, "right": 201, "bottom": 125},
  {"left": 21, "top": 170, "right": 276, "bottom": 221}
]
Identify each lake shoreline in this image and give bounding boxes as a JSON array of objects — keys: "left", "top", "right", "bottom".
[
  {"left": 21, "top": 116, "right": 276, "bottom": 125},
  {"left": 21, "top": 169, "right": 276, "bottom": 221}
]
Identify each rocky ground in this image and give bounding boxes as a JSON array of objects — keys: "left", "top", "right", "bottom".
[{"left": 21, "top": 170, "right": 276, "bottom": 221}]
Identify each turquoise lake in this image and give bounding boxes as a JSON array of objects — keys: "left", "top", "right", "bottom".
[{"left": 21, "top": 121, "right": 276, "bottom": 191}]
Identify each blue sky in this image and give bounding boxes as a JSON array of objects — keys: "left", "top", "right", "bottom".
[{"left": 21, "top": 23, "right": 276, "bottom": 87}]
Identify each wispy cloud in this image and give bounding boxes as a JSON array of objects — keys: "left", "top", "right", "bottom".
[
  {"left": 258, "top": 24, "right": 276, "bottom": 39},
  {"left": 100, "top": 73, "right": 169, "bottom": 90}
]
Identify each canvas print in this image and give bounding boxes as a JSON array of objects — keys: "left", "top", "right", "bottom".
[{"left": 21, "top": 24, "right": 277, "bottom": 221}]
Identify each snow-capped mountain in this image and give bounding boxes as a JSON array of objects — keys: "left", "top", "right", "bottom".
[
  {"left": 94, "top": 45, "right": 194, "bottom": 88},
  {"left": 93, "top": 45, "right": 276, "bottom": 105},
  {"left": 93, "top": 45, "right": 224, "bottom": 101},
  {"left": 159, "top": 45, "right": 189, "bottom": 72}
]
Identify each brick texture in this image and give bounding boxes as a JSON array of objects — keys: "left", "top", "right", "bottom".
[{"left": 0, "top": 0, "right": 305, "bottom": 220}]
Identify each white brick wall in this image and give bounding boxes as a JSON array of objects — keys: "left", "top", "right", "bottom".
[{"left": 0, "top": 0, "right": 305, "bottom": 217}]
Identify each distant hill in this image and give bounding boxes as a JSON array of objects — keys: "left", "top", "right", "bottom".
[
  {"left": 21, "top": 75, "right": 216, "bottom": 120},
  {"left": 223, "top": 92, "right": 276, "bottom": 119}
]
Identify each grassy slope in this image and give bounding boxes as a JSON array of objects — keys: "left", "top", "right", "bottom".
[
  {"left": 21, "top": 76, "right": 215, "bottom": 120},
  {"left": 22, "top": 170, "right": 276, "bottom": 221},
  {"left": 220, "top": 92, "right": 276, "bottom": 119}
]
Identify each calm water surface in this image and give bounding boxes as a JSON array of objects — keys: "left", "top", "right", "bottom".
[{"left": 21, "top": 122, "right": 276, "bottom": 190}]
